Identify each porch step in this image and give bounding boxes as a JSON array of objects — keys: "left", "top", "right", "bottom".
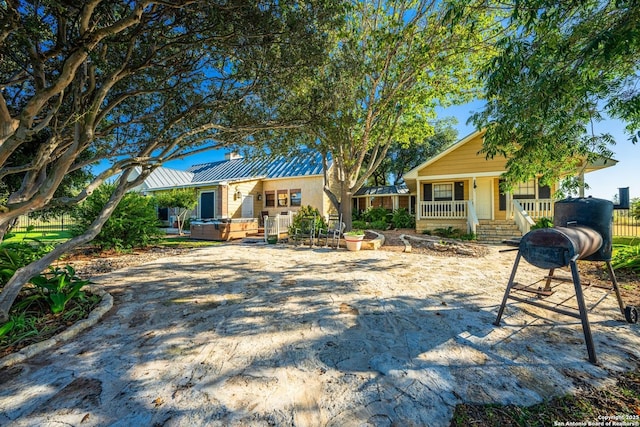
[{"left": 476, "top": 220, "right": 522, "bottom": 244}]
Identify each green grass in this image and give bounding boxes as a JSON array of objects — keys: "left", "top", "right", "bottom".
[
  {"left": 3, "top": 231, "right": 220, "bottom": 249},
  {"left": 613, "top": 236, "right": 640, "bottom": 246},
  {"left": 2, "top": 231, "right": 73, "bottom": 245}
]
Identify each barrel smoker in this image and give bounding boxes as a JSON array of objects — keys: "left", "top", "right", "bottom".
[{"left": 494, "top": 197, "right": 638, "bottom": 364}]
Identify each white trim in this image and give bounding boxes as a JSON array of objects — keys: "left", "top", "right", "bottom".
[{"left": 415, "top": 170, "right": 504, "bottom": 181}]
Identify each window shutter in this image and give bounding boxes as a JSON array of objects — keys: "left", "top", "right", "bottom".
[
  {"left": 423, "top": 183, "right": 432, "bottom": 201},
  {"left": 454, "top": 181, "right": 464, "bottom": 200}
]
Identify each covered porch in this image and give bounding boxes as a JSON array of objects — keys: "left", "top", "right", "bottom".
[{"left": 414, "top": 176, "right": 555, "bottom": 235}]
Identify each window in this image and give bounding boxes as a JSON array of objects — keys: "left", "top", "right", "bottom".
[
  {"left": 513, "top": 181, "right": 536, "bottom": 199},
  {"left": 200, "top": 191, "right": 215, "bottom": 219},
  {"left": 290, "top": 189, "right": 301, "bottom": 207},
  {"left": 433, "top": 183, "right": 453, "bottom": 201},
  {"left": 157, "top": 207, "right": 169, "bottom": 221},
  {"left": 277, "top": 190, "right": 288, "bottom": 207},
  {"left": 265, "top": 191, "right": 275, "bottom": 207}
]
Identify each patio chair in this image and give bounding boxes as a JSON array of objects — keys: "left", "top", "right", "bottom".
[
  {"left": 290, "top": 215, "right": 317, "bottom": 247},
  {"left": 318, "top": 214, "right": 345, "bottom": 249}
]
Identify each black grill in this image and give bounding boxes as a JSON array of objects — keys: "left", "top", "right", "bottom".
[{"left": 494, "top": 197, "right": 638, "bottom": 364}]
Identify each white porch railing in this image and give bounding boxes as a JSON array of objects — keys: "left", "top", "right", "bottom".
[
  {"left": 513, "top": 198, "right": 553, "bottom": 220},
  {"left": 512, "top": 199, "right": 537, "bottom": 235},
  {"left": 419, "top": 200, "right": 468, "bottom": 219},
  {"left": 263, "top": 212, "right": 293, "bottom": 242},
  {"left": 467, "top": 201, "right": 479, "bottom": 235}
]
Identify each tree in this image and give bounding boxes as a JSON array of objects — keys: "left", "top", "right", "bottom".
[
  {"left": 471, "top": 0, "right": 640, "bottom": 191},
  {"left": 0, "top": 0, "right": 342, "bottom": 321},
  {"left": 366, "top": 120, "right": 458, "bottom": 187},
  {"left": 153, "top": 189, "right": 197, "bottom": 236},
  {"left": 275, "top": 0, "right": 501, "bottom": 230}
]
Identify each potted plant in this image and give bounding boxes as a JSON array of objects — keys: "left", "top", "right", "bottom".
[{"left": 344, "top": 229, "right": 365, "bottom": 251}]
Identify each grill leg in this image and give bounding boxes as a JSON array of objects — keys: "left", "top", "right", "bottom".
[
  {"left": 605, "top": 261, "right": 626, "bottom": 316},
  {"left": 494, "top": 252, "right": 522, "bottom": 326},
  {"left": 544, "top": 268, "right": 555, "bottom": 291},
  {"left": 570, "top": 258, "right": 597, "bottom": 364}
]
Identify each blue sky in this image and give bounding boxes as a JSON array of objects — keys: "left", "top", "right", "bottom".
[
  {"left": 440, "top": 101, "right": 639, "bottom": 201},
  {"left": 160, "top": 101, "right": 639, "bottom": 202}
]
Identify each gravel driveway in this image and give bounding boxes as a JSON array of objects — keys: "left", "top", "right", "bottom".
[{"left": 0, "top": 243, "right": 638, "bottom": 426}]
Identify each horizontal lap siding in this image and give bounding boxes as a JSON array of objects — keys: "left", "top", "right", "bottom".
[
  {"left": 263, "top": 175, "right": 327, "bottom": 217},
  {"left": 418, "top": 134, "right": 507, "bottom": 177},
  {"left": 228, "top": 180, "right": 263, "bottom": 218}
]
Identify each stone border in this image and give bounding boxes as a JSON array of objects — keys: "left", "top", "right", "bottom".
[
  {"left": 361, "top": 229, "right": 385, "bottom": 250},
  {"left": 399, "top": 234, "right": 413, "bottom": 252},
  {"left": 0, "top": 286, "right": 113, "bottom": 369}
]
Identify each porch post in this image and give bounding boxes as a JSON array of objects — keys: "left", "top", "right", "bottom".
[{"left": 416, "top": 180, "right": 421, "bottom": 220}]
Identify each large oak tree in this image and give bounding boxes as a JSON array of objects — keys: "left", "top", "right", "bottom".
[
  {"left": 275, "top": 0, "right": 502, "bottom": 230},
  {"left": 0, "top": 0, "right": 342, "bottom": 321}
]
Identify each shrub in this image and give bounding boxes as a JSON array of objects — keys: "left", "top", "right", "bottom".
[
  {"left": 531, "top": 217, "right": 553, "bottom": 230},
  {"left": 363, "top": 207, "right": 389, "bottom": 224},
  {"left": 289, "top": 205, "right": 327, "bottom": 235},
  {"left": 72, "top": 184, "right": 163, "bottom": 250},
  {"left": 352, "top": 220, "right": 367, "bottom": 230},
  {"left": 0, "top": 241, "right": 55, "bottom": 287},
  {"left": 611, "top": 244, "right": 640, "bottom": 272},
  {"left": 631, "top": 198, "right": 640, "bottom": 220},
  {"left": 390, "top": 208, "right": 415, "bottom": 229},
  {"left": 433, "top": 227, "right": 461, "bottom": 238},
  {"left": 369, "top": 220, "right": 388, "bottom": 230}
]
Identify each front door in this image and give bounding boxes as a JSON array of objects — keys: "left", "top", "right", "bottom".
[
  {"left": 475, "top": 178, "right": 493, "bottom": 220},
  {"left": 241, "top": 195, "right": 254, "bottom": 218}
]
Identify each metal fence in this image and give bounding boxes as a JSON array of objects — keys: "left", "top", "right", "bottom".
[
  {"left": 10, "top": 214, "right": 76, "bottom": 232},
  {"left": 613, "top": 209, "right": 640, "bottom": 238}
]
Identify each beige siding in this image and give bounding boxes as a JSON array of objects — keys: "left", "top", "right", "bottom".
[
  {"left": 227, "top": 180, "right": 263, "bottom": 218},
  {"left": 262, "top": 175, "right": 328, "bottom": 217},
  {"left": 418, "top": 134, "right": 507, "bottom": 177}
]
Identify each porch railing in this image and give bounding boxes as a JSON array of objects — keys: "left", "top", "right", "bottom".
[
  {"left": 512, "top": 200, "right": 536, "bottom": 235},
  {"left": 467, "top": 201, "right": 479, "bottom": 235},
  {"left": 513, "top": 198, "right": 553, "bottom": 220},
  {"left": 263, "top": 212, "right": 293, "bottom": 241},
  {"left": 419, "top": 200, "right": 468, "bottom": 219}
]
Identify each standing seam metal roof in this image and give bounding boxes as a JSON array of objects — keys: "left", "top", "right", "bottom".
[{"left": 187, "top": 152, "right": 328, "bottom": 183}]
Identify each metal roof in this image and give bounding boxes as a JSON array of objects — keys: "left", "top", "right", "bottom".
[
  {"left": 138, "top": 167, "right": 194, "bottom": 190},
  {"left": 143, "top": 151, "right": 329, "bottom": 190},
  {"left": 354, "top": 184, "right": 410, "bottom": 196},
  {"left": 187, "top": 152, "right": 327, "bottom": 183}
]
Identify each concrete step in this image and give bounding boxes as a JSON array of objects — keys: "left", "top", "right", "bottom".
[{"left": 476, "top": 220, "right": 521, "bottom": 244}]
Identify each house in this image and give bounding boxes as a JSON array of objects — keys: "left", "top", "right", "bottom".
[
  {"left": 352, "top": 184, "right": 415, "bottom": 215},
  {"left": 135, "top": 151, "right": 335, "bottom": 225},
  {"left": 401, "top": 129, "right": 617, "bottom": 242}
]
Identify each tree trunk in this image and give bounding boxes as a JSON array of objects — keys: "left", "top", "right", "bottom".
[
  {"left": 340, "top": 186, "right": 354, "bottom": 232},
  {"left": 0, "top": 169, "right": 144, "bottom": 322}
]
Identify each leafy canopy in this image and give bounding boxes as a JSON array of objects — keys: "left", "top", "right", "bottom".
[
  {"left": 272, "top": 0, "right": 502, "bottom": 229},
  {"left": 471, "top": 0, "right": 640, "bottom": 190}
]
